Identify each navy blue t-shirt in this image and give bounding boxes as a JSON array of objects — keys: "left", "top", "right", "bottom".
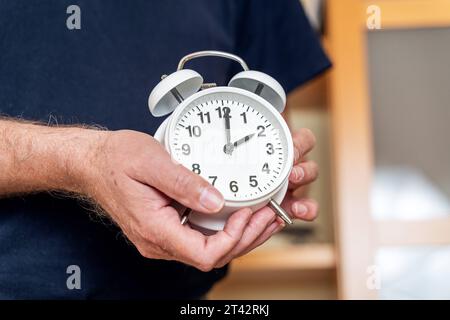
[{"left": 0, "top": 0, "right": 330, "bottom": 299}]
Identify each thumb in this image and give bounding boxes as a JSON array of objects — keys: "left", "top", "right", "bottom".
[{"left": 146, "top": 148, "right": 224, "bottom": 214}]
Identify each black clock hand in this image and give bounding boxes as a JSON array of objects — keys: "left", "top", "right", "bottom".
[
  {"left": 224, "top": 112, "right": 231, "bottom": 145},
  {"left": 223, "top": 133, "right": 255, "bottom": 155},
  {"left": 223, "top": 107, "right": 234, "bottom": 155},
  {"left": 232, "top": 133, "right": 255, "bottom": 148}
]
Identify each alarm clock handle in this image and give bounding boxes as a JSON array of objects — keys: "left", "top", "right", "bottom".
[{"left": 177, "top": 51, "right": 250, "bottom": 71}]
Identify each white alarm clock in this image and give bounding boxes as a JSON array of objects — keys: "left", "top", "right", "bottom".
[{"left": 149, "top": 51, "right": 294, "bottom": 231}]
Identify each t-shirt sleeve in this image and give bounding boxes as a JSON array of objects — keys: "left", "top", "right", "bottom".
[{"left": 233, "top": 0, "right": 331, "bottom": 93}]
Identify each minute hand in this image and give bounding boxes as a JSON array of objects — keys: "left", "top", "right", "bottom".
[
  {"left": 224, "top": 114, "right": 231, "bottom": 145},
  {"left": 232, "top": 133, "right": 255, "bottom": 148}
]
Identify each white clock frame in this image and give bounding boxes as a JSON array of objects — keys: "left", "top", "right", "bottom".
[{"left": 149, "top": 51, "right": 294, "bottom": 231}]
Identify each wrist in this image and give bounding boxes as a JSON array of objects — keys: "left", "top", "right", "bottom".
[
  {"left": 51, "top": 127, "right": 109, "bottom": 195},
  {"left": 3, "top": 121, "right": 109, "bottom": 195}
]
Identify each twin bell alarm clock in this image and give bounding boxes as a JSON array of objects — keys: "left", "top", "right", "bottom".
[{"left": 148, "top": 51, "right": 294, "bottom": 232}]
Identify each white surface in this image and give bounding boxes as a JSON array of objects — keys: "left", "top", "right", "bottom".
[
  {"left": 372, "top": 166, "right": 450, "bottom": 220},
  {"left": 377, "top": 246, "right": 450, "bottom": 299}
]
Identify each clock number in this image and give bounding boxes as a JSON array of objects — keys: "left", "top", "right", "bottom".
[
  {"left": 262, "top": 163, "right": 270, "bottom": 174},
  {"left": 257, "top": 125, "right": 266, "bottom": 137},
  {"left": 186, "top": 125, "right": 201, "bottom": 137},
  {"left": 192, "top": 163, "right": 201, "bottom": 174},
  {"left": 266, "top": 143, "right": 274, "bottom": 155},
  {"left": 181, "top": 144, "right": 191, "bottom": 155},
  {"left": 229, "top": 181, "right": 238, "bottom": 193},
  {"left": 215, "top": 107, "right": 222, "bottom": 118},
  {"left": 197, "top": 112, "right": 211, "bottom": 124},
  {"left": 249, "top": 175, "right": 258, "bottom": 187},
  {"left": 208, "top": 176, "right": 217, "bottom": 186},
  {"left": 216, "top": 106, "right": 231, "bottom": 119},
  {"left": 240, "top": 112, "right": 247, "bottom": 124}
]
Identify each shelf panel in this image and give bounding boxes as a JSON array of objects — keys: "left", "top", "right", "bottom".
[
  {"left": 377, "top": 218, "right": 450, "bottom": 246},
  {"left": 364, "top": 0, "right": 450, "bottom": 29},
  {"left": 230, "top": 243, "right": 336, "bottom": 272}
]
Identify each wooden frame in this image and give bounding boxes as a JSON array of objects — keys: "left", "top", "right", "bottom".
[
  {"left": 327, "top": 0, "right": 450, "bottom": 299},
  {"left": 327, "top": 0, "right": 376, "bottom": 300}
]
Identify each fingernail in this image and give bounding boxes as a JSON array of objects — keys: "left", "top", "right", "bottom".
[
  {"left": 200, "top": 187, "right": 224, "bottom": 212},
  {"left": 292, "top": 203, "right": 308, "bottom": 217},
  {"left": 290, "top": 166, "right": 304, "bottom": 182}
]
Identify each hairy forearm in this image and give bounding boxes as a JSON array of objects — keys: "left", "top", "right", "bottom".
[{"left": 0, "top": 119, "right": 106, "bottom": 197}]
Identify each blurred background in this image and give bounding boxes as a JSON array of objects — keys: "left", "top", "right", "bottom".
[{"left": 209, "top": 0, "right": 450, "bottom": 299}]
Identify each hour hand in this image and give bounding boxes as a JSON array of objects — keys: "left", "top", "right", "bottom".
[{"left": 232, "top": 133, "right": 255, "bottom": 148}]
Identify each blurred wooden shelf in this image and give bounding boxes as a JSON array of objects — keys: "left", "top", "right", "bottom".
[
  {"left": 210, "top": 242, "right": 337, "bottom": 299},
  {"left": 229, "top": 243, "right": 336, "bottom": 272}
]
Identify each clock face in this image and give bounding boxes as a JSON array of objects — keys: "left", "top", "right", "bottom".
[{"left": 168, "top": 89, "right": 292, "bottom": 203}]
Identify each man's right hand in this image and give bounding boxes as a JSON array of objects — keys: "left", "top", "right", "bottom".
[
  {"left": 81, "top": 129, "right": 285, "bottom": 271},
  {"left": 0, "top": 121, "right": 285, "bottom": 271}
]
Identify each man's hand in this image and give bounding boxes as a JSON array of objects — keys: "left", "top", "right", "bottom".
[
  {"left": 82, "top": 129, "right": 313, "bottom": 271},
  {"left": 84, "top": 128, "right": 317, "bottom": 271},
  {"left": 284, "top": 128, "right": 319, "bottom": 220},
  {"left": 0, "top": 120, "right": 318, "bottom": 272}
]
